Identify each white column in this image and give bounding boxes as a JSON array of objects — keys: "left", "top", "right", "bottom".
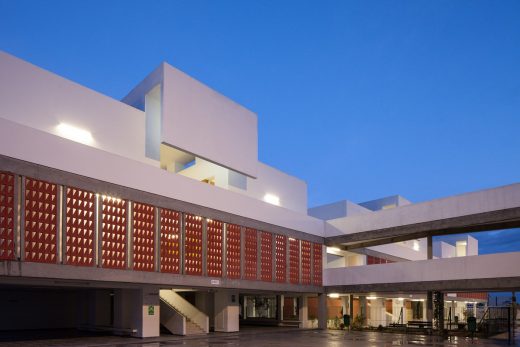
[
  {"left": 114, "top": 287, "right": 160, "bottom": 338},
  {"left": 214, "top": 289, "right": 239, "bottom": 332},
  {"left": 298, "top": 295, "right": 309, "bottom": 328}
]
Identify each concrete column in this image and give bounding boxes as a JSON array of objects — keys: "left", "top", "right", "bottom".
[
  {"left": 427, "top": 291, "right": 433, "bottom": 323},
  {"left": 349, "top": 294, "right": 354, "bottom": 319},
  {"left": 427, "top": 235, "right": 433, "bottom": 260},
  {"left": 196, "top": 291, "right": 214, "bottom": 330},
  {"left": 318, "top": 293, "right": 327, "bottom": 329},
  {"left": 87, "top": 289, "right": 111, "bottom": 328},
  {"left": 277, "top": 294, "right": 284, "bottom": 321},
  {"left": 434, "top": 291, "right": 445, "bottom": 335},
  {"left": 214, "top": 289, "right": 239, "bottom": 332},
  {"left": 341, "top": 296, "right": 348, "bottom": 318},
  {"left": 298, "top": 295, "right": 308, "bottom": 328},
  {"left": 369, "top": 298, "right": 385, "bottom": 327},
  {"left": 127, "top": 200, "right": 133, "bottom": 270},
  {"left": 359, "top": 296, "right": 367, "bottom": 326},
  {"left": 114, "top": 287, "right": 160, "bottom": 338},
  {"left": 202, "top": 218, "right": 207, "bottom": 276}
]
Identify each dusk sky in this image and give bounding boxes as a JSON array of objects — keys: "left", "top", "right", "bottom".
[{"left": 1, "top": 0, "right": 518, "bottom": 254}]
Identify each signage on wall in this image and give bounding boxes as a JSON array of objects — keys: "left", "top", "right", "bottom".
[
  {"left": 211, "top": 279, "right": 220, "bottom": 285},
  {"left": 148, "top": 305, "right": 155, "bottom": 315}
]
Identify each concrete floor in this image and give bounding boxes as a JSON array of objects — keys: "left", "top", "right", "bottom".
[{"left": 0, "top": 328, "right": 518, "bottom": 347}]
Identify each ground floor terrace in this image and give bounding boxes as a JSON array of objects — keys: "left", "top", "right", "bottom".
[
  {"left": 325, "top": 292, "right": 489, "bottom": 330},
  {"left": 0, "top": 326, "right": 519, "bottom": 347}
]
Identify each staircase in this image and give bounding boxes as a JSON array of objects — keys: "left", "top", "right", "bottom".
[{"left": 160, "top": 289, "right": 209, "bottom": 336}]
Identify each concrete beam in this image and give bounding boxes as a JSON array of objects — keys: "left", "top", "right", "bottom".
[
  {"left": 324, "top": 252, "right": 520, "bottom": 292},
  {"left": 326, "top": 207, "right": 520, "bottom": 249},
  {"left": 0, "top": 260, "right": 324, "bottom": 293}
]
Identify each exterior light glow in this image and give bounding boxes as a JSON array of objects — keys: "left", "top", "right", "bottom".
[
  {"left": 327, "top": 247, "right": 341, "bottom": 253},
  {"left": 397, "top": 298, "right": 404, "bottom": 301},
  {"left": 56, "top": 123, "right": 93, "bottom": 145},
  {"left": 264, "top": 193, "right": 280, "bottom": 206},
  {"left": 367, "top": 296, "right": 378, "bottom": 300},
  {"left": 413, "top": 240, "right": 420, "bottom": 251},
  {"left": 328, "top": 293, "right": 340, "bottom": 298}
]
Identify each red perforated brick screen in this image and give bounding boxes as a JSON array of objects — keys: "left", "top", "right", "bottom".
[
  {"left": 65, "top": 187, "right": 95, "bottom": 266},
  {"left": 101, "top": 196, "right": 127, "bottom": 269},
  {"left": 24, "top": 178, "right": 57, "bottom": 263},
  {"left": 160, "top": 208, "right": 180, "bottom": 274},
  {"left": 313, "top": 243, "right": 322, "bottom": 286},
  {"left": 0, "top": 172, "right": 15, "bottom": 260},
  {"left": 244, "top": 228, "right": 257, "bottom": 280},
  {"left": 289, "top": 238, "right": 300, "bottom": 284},
  {"left": 301, "top": 240, "right": 311, "bottom": 285},
  {"left": 260, "top": 231, "right": 273, "bottom": 282},
  {"left": 207, "top": 219, "right": 223, "bottom": 277},
  {"left": 275, "top": 234, "right": 286, "bottom": 283},
  {"left": 184, "top": 213, "right": 203, "bottom": 275},
  {"left": 133, "top": 202, "right": 155, "bottom": 272},
  {"left": 226, "top": 223, "right": 241, "bottom": 279}
]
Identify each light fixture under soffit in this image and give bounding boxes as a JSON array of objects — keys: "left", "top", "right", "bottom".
[
  {"left": 56, "top": 123, "right": 93, "bottom": 145},
  {"left": 328, "top": 293, "right": 340, "bottom": 298},
  {"left": 263, "top": 193, "right": 280, "bottom": 206},
  {"left": 327, "top": 247, "right": 341, "bottom": 253}
]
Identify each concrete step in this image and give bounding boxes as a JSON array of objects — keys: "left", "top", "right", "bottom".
[{"left": 186, "top": 321, "right": 206, "bottom": 335}]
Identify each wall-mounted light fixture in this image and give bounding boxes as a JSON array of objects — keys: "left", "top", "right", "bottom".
[
  {"left": 263, "top": 193, "right": 280, "bottom": 206},
  {"left": 56, "top": 123, "right": 93, "bottom": 145}
]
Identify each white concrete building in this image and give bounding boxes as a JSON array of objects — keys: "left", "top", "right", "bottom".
[{"left": 0, "top": 51, "right": 519, "bottom": 337}]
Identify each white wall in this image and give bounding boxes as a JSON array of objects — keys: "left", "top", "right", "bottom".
[
  {"left": 0, "top": 118, "right": 325, "bottom": 236},
  {"left": 325, "top": 183, "right": 520, "bottom": 237},
  {"left": 240, "top": 162, "right": 308, "bottom": 214},
  {"left": 161, "top": 63, "right": 258, "bottom": 178},
  {"left": 433, "top": 241, "right": 456, "bottom": 258},
  {"left": 324, "top": 252, "right": 520, "bottom": 287},
  {"left": 369, "top": 240, "right": 427, "bottom": 261},
  {"left": 0, "top": 51, "right": 155, "bottom": 166},
  {"left": 214, "top": 290, "right": 239, "bottom": 332}
]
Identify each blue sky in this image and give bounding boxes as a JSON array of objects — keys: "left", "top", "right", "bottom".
[{"left": 1, "top": 0, "right": 519, "bottom": 253}]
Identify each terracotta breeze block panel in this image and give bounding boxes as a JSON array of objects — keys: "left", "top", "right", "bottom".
[
  {"left": 301, "top": 240, "right": 311, "bottom": 285},
  {"left": 313, "top": 243, "right": 323, "bottom": 286},
  {"left": 260, "top": 231, "right": 273, "bottom": 282},
  {"left": 226, "top": 223, "right": 241, "bottom": 279},
  {"left": 0, "top": 172, "right": 15, "bottom": 260},
  {"left": 244, "top": 228, "right": 257, "bottom": 280},
  {"left": 275, "top": 234, "right": 287, "bottom": 283},
  {"left": 289, "top": 238, "right": 300, "bottom": 284},
  {"left": 207, "top": 219, "right": 223, "bottom": 277},
  {"left": 133, "top": 202, "right": 155, "bottom": 272},
  {"left": 184, "top": 213, "right": 203, "bottom": 275},
  {"left": 101, "top": 196, "right": 127, "bottom": 269},
  {"left": 65, "top": 187, "right": 95, "bottom": 266},
  {"left": 24, "top": 178, "right": 57, "bottom": 263},
  {"left": 160, "top": 208, "right": 180, "bottom": 274}
]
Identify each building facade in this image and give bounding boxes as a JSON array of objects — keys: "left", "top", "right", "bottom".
[{"left": 0, "top": 51, "right": 518, "bottom": 337}]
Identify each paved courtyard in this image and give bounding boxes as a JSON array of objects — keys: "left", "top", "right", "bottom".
[{"left": 0, "top": 328, "right": 518, "bottom": 347}]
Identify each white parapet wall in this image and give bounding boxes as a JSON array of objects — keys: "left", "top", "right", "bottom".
[
  {"left": 0, "top": 117, "right": 325, "bottom": 236},
  {"left": 325, "top": 183, "right": 520, "bottom": 237},
  {"left": 324, "top": 252, "right": 520, "bottom": 287}
]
